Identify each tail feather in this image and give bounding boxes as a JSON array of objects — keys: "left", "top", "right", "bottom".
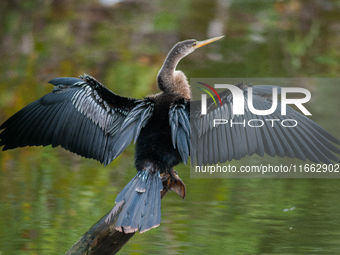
[
  {"left": 112, "top": 170, "right": 162, "bottom": 233},
  {"left": 139, "top": 174, "right": 162, "bottom": 233}
]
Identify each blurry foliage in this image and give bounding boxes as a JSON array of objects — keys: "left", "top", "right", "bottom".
[{"left": 0, "top": 0, "right": 340, "bottom": 254}]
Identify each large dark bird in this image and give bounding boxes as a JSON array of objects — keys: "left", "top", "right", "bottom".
[{"left": 1, "top": 36, "right": 339, "bottom": 233}]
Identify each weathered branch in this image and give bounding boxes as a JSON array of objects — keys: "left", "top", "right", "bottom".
[
  {"left": 64, "top": 202, "right": 135, "bottom": 255},
  {"left": 65, "top": 172, "right": 182, "bottom": 254}
]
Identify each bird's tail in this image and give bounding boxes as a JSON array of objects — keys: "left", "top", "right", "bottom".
[{"left": 106, "top": 169, "right": 163, "bottom": 233}]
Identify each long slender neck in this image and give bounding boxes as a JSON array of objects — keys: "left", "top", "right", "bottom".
[
  {"left": 157, "top": 47, "right": 191, "bottom": 100},
  {"left": 157, "top": 48, "right": 182, "bottom": 89}
]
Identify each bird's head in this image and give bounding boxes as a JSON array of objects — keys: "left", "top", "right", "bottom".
[
  {"left": 171, "top": 35, "right": 225, "bottom": 59},
  {"left": 157, "top": 35, "right": 224, "bottom": 98}
]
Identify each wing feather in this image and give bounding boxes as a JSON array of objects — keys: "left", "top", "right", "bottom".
[
  {"left": 0, "top": 75, "right": 154, "bottom": 165},
  {"left": 169, "top": 102, "right": 190, "bottom": 164},
  {"left": 191, "top": 83, "right": 340, "bottom": 165}
]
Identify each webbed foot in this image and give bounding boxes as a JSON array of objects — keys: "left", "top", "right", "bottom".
[{"left": 160, "top": 168, "right": 186, "bottom": 199}]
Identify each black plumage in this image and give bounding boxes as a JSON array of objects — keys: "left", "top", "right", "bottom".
[{"left": 1, "top": 35, "right": 340, "bottom": 233}]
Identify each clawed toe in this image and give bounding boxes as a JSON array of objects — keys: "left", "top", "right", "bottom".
[{"left": 160, "top": 169, "right": 186, "bottom": 199}]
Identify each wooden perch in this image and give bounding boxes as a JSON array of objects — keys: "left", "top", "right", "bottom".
[
  {"left": 64, "top": 202, "right": 135, "bottom": 255},
  {"left": 65, "top": 172, "right": 184, "bottom": 254}
]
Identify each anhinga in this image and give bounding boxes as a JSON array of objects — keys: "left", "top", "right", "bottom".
[{"left": 1, "top": 36, "right": 340, "bottom": 233}]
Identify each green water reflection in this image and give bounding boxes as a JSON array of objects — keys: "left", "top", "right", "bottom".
[{"left": 1, "top": 1, "right": 340, "bottom": 254}]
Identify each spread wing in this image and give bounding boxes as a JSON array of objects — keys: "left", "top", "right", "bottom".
[
  {"left": 0, "top": 75, "right": 154, "bottom": 165},
  {"left": 191, "top": 84, "right": 340, "bottom": 165}
]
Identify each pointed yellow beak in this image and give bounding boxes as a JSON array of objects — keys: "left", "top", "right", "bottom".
[{"left": 193, "top": 35, "right": 224, "bottom": 49}]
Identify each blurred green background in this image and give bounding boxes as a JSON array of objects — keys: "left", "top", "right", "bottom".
[{"left": 1, "top": 0, "right": 340, "bottom": 254}]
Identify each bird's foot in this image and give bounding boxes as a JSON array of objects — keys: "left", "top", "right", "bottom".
[{"left": 160, "top": 169, "right": 186, "bottom": 199}]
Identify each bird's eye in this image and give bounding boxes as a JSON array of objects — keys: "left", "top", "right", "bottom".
[{"left": 193, "top": 42, "right": 197, "bottom": 47}]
